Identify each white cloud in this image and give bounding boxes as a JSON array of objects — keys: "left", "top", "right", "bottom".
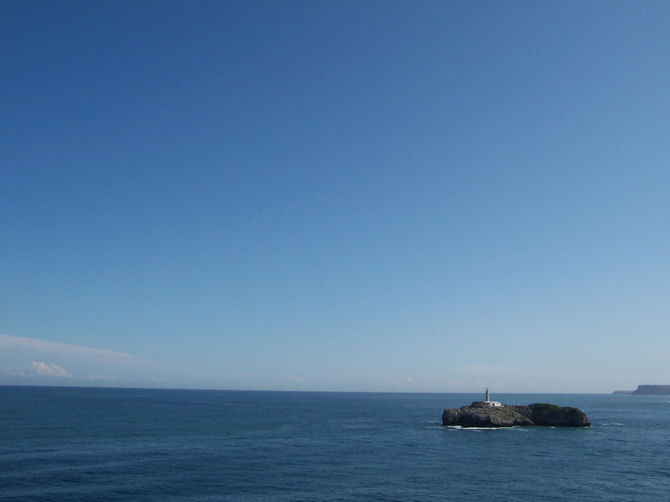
[
  {"left": 0, "top": 334, "right": 141, "bottom": 363},
  {"left": 86, "top": 374, "right": 116, "bottom": 381},
  {"left": 232, "top": 372, "right": 262, "bottom": 379},
  {"left": 0, "top": 334, "right": 175, "bottom": 387},
  {"left": 288, "top": 375, "right": 303, "bottom": 383},
  {"left": 31, "top": 361, "right": 70, "bottom": 377}
]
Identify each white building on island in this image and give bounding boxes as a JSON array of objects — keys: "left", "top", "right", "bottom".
[
  {"left": 469, "top": 388, "right": 503, "bottom": 408},
  {"left": 483, "top": 387, "right": 502, "bottom": 407}
]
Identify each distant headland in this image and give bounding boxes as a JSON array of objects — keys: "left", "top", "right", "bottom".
[
  {"left": 442, "top": 389, "right": 590, "bottom": 428},
  {"left": 612, "top": 385, "right": 670, "bottom": 395}
]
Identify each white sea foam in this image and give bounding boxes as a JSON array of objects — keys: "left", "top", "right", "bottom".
[{"left": 442, "top": 425, "right": 509, "bottom": 431}]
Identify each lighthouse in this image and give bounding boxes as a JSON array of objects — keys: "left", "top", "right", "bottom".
[{"left": 481, "top": 388, "right": 502, "bottom": 407}]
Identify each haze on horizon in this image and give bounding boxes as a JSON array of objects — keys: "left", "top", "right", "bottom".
[{"left": 2, "top": 1, "right": 669, "bottom": 394}]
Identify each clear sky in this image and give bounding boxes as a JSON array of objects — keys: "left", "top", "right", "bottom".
[{"left": 2, "top": 1, "right": 669, "bottom": 393}]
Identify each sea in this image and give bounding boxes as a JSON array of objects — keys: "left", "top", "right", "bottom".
[{"left": 1, "top": 387, "right": 669, "bottom": 501}]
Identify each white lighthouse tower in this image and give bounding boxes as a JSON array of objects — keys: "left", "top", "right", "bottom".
[{"left": 483, "top": 387, "right": 502, "bottom": 407}]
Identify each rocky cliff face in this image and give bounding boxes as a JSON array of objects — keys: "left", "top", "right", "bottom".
[{"left": 442, "top": 402, "right": 590, "bottom": 428}]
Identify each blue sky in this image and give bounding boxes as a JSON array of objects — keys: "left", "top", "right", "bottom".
[{"left": 2, "top": 1, "right": 669, "bottom": 392}]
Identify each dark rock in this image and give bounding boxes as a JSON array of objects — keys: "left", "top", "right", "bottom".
[
  {"left": 442, "top": 401, "right": 590, "bottom": 428},
  {"left": 511, "top": 403, "right": 591, "bottom": 427}
]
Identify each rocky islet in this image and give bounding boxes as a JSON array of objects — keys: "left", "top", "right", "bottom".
[{"left": 442, "top": 400, "right": 590, "bottom": 428}]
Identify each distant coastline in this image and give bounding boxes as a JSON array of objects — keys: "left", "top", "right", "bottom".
[{"left": 612, "top": 385, "right": 670, "bottom": 395}]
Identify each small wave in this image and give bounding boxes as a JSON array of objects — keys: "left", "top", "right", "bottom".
[
  {"left": 442, "top": 425, "right": 510, "bottom": 431},
  {"left": 601, "top": 422, "right": 624, "bottom": 426}
]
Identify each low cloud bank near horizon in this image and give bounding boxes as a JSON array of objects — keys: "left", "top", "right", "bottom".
[
  {"left": 0, "top": 334, "right": 174, "bottom": 387},
  {"left": 0, "top": 334, "right": 142, "bottom": 362},
  {"left": 0, "top": 334, "right": 656, "bottom": 393}
]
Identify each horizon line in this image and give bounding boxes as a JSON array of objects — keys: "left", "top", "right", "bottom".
[{"left": 0, "top": 383, "right": 625, "bottom": 395}]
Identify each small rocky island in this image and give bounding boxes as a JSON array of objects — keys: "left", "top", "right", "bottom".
[{"left": 442, "top": 389, "right": 590, "bottom": 428}]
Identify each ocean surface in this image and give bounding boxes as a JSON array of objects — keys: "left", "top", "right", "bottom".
[{"left": 1, "top": 387, "right": 669, "bottom": 501}]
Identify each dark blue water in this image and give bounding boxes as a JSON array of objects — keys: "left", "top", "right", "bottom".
[{"left": 1, "top": 387, "right": 669, "bottom": 501}]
